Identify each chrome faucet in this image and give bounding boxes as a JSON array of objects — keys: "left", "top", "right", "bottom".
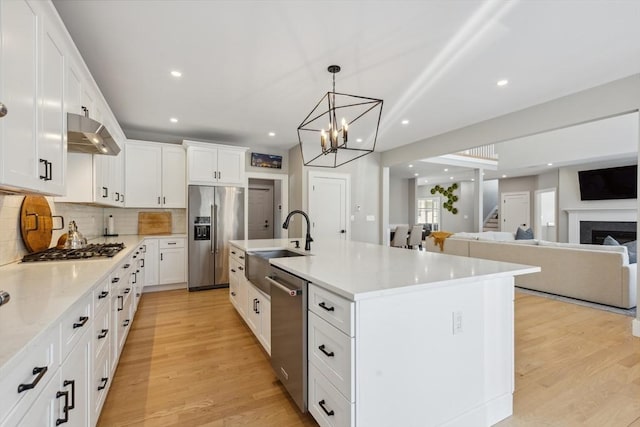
[{"left": 282, "top": 210, "right": 313, "bottom": 251}]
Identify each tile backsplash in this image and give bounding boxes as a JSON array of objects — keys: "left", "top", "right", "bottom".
[{"left": 0, "top": 194, "right": 186, "bottom": 266}]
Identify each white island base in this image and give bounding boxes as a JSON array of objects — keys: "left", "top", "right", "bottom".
[{"left": 348, "top": 276, "right": 514, "bottom": 427}]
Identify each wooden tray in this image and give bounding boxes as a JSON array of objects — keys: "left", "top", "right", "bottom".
[
  {"left": 138, "top": 212, "right": 172, "bottom": 235},
  {"left": 20, "top": 196, "right": 64, "bottom": 252}
]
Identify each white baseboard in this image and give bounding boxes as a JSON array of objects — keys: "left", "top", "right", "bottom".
[
  {"left": 142, "top": 283, "right": 186, "bottom": 293},
  {"left": 633, "top": 318, "right": 640, "bottom": 337}
]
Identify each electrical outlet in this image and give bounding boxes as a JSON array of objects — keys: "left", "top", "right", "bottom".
[
  {"left": 366, "top": 215, "right": 375, "bottom": 222},
  {"left": 452, "top": 311, "right": 463, "bottom": 335}
]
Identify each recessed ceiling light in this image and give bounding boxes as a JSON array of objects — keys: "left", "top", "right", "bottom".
[
  {"left": 408, "top": 164, "right": 413, "bottom": 168},
  {"left": 401, "top": 119, "right": 409, "bottom": 125},
  {"left": 356, "top": 138, "right": 363, "bottom": 143},
  {"left": 170, "top": 117, "right": 178, "bottom": 123},
  {"left": 414, "top": 173, "right": 419, "bottom": 177},
  {"left": 497, "top": 79, "right": 509, "bottom": 87},
  {"left": 268, "top": 132, "right": 276, "bottom": 137},
  {"left": 547, "top": 163, "right": 553, "bottom": 166},
  {"left": 471, "top": 178, "right": 475, "bottom": 182},
  {"left": 444, "top": 168, "right": 448, "bottom": 172},
  {"left": 502, "top": 174, "right": 507, "bottom": 178},
  {"left": 450, "top": 176, "right": 454, "bottom": 180},
  {"left": 482, "top": 172, "right": 486, "bottom": 176},
  {"left": 171, "top": 70, "right": 182, "bottom": 78}
]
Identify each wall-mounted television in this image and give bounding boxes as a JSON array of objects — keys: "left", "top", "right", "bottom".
[{"left": 578, "top": 165, "right": 637, "bottom": 201}]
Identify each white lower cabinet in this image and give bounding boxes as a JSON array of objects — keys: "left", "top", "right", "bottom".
[
  {"left": 5, "top": 370, "right": 61, "bottom": 427},
  {"left": 143, "top": 237, "right": 186, "bottom": 290},
  {"left": 308, "top": 364, "right": 354, "bottom": 427},
  {"left": 59, "top": 329, "right": 90, "bottom": 427},
  {"left": 228, "top": 244, "right": 270, "bottom": 355}
]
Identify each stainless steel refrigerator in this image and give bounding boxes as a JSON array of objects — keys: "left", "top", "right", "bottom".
[{"left": 188, "top": 185, "right": 244, "bottom": 291}]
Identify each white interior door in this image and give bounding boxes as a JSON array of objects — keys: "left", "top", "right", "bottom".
[
  {"left": 501, "top": 191, "right": 530, "bottom": 233},
  {"left": 309, "top": 172, "right": 349, "bottom": 240},
  {"left": 248, "top": 186, "right": 274, "bottom": 239}
]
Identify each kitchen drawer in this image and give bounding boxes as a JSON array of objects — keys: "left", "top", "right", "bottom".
[
  {"left": 0, "top": 323, "right": 59, "bottom": 425},
  {"left": 230, "top": 246, "right": 245, "bottom": 265},
  {"left": 91, "top": 346, "right": 110, "bottom": 427},
  {"left": 60, "top": 292, "right": 92, "bottom": 362},
  {"left": 93, "top": 277, "right": 111, "bottom": 314},
  {"left": 309, "top": 284, "right": 354, "bottom": 337},
  {"left": 92, "top": 302, "right": 110, "bottom": 361},
  {"left": 159, "top": 237, "right": 185, "bottom": 249},
  {"left": 308, "top": 363, "right": 354, "bottom": 427},
  {"left": 308, "top": 312, "right": 354, "bottom": 401}
]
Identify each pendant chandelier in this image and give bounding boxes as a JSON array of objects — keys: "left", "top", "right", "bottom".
[{"left": 297, "top": 65, "right": 383, "bottom": 168}]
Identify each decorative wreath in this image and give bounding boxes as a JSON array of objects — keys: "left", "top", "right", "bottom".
[{"left": 430, "top": 183, "right": 459, "bottom": 214}]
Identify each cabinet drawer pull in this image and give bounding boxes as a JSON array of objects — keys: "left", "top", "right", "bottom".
[
  {"left": 231, "top": 251, "right": 236, "bottom": 255},
  {"left": 123, "top": 319, "right": 130, "bottom": 327},
  {"left": 98, "top": 290, "right": 109, "bottom": 299},
  {"left": 124, "top": 287, "right": 131, "bottom": 294},
  {"left": 167, "top": 242, "right": 177, "bottom": 245},
  {"left": 255, "top": 299, "right": 260, "bottom": 314},
  {"left": 318, "top": 344, "right": 335, "bottom": 357},
  {"left": 141, "top": 259, "right": 145, "bottom": 268},
  {"left": 102, "top": 186, "right": 108, "bottom": 198},
  {"left": 39, "top": 159, "right": 48, "bottom": 180},
  {"left": 239, "top": 255, "right": 244, "bottom": 260},
  {"left": 56, "top": 390, "right": 69, "bottom": 425},
  {"left": 238, "top": 266, "right": 244, "bottom": 271},
  {"left": 117, "top": 295, "right": 124, "bottom": 311},
  {"left": 318, "top": 399, "right": 335, "bottom": 416},
  {"left": 111, "top": 277, "right": 120, "bottom": 283},
  {"left": 231, "top": 291, "right": 236, "bottom": 296},
  {"left": 231, "top": 269, "right": 236, "bottom": 273},
  {"left": 17, "top": 366, "right": 48, "bottom": 393},
  {"left": 123, "top": 263, "right": 131, "bottom": 269},
  {"left": 98, "top": 329, "right": 109, "bottom": 339},
  {"left": 73, "top": 316, "right": 89, "bottom": 329},
  {"left": 97, "top": 377, "right": 108, "bottom": 391},
  {"left": 63, "top": 379, "right": 75, "bottom": 410},
  {"left": 318, "top": 301, "right": 335, "bottom": 312}
]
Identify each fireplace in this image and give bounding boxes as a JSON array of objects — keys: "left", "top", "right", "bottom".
[{"left": 580, "top": 221, "right": 636, "bottom": 244}]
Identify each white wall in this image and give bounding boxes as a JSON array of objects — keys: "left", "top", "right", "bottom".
[
  {"left": 389, "top": 176, "right": 409, "bottom": 224},
  {"left": 483, "top": 179, "right": 499, "bottom": 220}
]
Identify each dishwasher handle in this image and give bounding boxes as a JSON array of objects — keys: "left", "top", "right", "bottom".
[{"left": 265, "top": 276, "right": 301, "bottom": 297}]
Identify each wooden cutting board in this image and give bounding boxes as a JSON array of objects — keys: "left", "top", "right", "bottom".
[
  {"left": 138, "top": 212, "right": 172, "bottom": 235},
  {"left": 20, "top": 196, "right": 53, "bottom": 252}
]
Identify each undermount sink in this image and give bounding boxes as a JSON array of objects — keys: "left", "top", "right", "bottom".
[
  {"left": 249, "top": 249, "right": 307, "bottom": 260},
  {"left": 245, "top": 249, "right": 307, "bottom": 295}
]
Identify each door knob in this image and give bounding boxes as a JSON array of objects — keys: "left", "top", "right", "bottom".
[{"left": 340, "top": 229, "right": 346, "bottom": 234}]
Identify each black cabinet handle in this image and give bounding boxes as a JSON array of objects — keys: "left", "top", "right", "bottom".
[
  {"left": 124, "top": 287, "right": 131, "bottom": 294},
  {"left": 39, "top": 159, "right": 48, "bottom": 180},
  {"left": 231, "top": 291, "right": 236, "bottom": 296},
  {"left": 73, "top": 316, "right": 89, "bottom": 329},
  {"left": 98, "top": 377, "right": 108, "bottom": 391},
  {"left": 256, "top": 299, "right": 260, "bottom": 314},
  {"left": 56, "top": 390, "right": 70, "bottom": 425},
  {"left": 160, "top": 253, "right": 163, "bottom": 261},
  {"left": 318, "top": 344, "right": 335, "bottom": 357},
  {"left": 238, "top": 266, "right": 244, "bottom": 271},
  {"left": 163, "top": 196, "right": 166, "bottom": 204},
  {"left": 318, "top": 399, "right": 335, "bottom": 416},
  {"left": 123, "top": 319, "right": 130, "bottom": 327},
  {"left": 17, "top": 366, "right": 48, "bottom": 393},
  {"left": 239, "top": 255, "right": 244, "bottom": 260},
  {"left": 123, "top": 263, "right": 130, "bottom": 269},
  {"left": 141, "top": 259, "right": 145, "bottom": 268},
  {"left": 132, "top": 272, "right": 137, "bottom": 284},
  {"left": 157, "top": 196, "right": 161, "bottom": 205},
  {"left": 112, "top": 277, "right": 120, "bottom": 283},
  {"left": 319, "top": 302, "right": 335, "bottom": 312},
  {"left": 98, "top": 329, "right": 109, "bottom": 339},
  {"left": 115, "top": 192, "right": 120, "bottom": 202},
  {"left": 63, "top": 379, "right": 75, "bottom": 410},
  {"left": 102, "top": 187, "right": 108, "bottom": 198},
  {"left": 167, "top": 242, "right": 177, "bottom": 245},
  {"left": 231, "top": 251, "right": 236, "bottom": 255},
  {"left": 46, "top": 161, "right": 53, "bottom": 181},
  {"left": 98, "top": 290, "right": 109, "bottom": 299},
  {"left": 253, "top": 298, "right": 257, "bottom": 312},
  {"left": 117, "top": 295, "right": 124, "bottom": 311},
  {"left": 231, "top": 269, "right": 236, "bottom": 273}
]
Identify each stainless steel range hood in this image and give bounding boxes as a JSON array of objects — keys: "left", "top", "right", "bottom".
[{"left": 67, "top": 112, "right": 120, "bottom": 156}]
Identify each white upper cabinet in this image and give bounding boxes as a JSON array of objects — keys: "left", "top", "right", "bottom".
[
  {"left": 0, "top": 0, "right": 66, "bottom": 195},
  {"left": 125, "top": 140, "right": 185, "bottom": 208},
  {"left": 183, "top": 140, "right": 247, "bottom": 186}
]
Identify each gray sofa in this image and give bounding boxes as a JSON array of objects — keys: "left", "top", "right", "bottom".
[{"left": 425, "top": 234, "right": 637, "bottom": 309}]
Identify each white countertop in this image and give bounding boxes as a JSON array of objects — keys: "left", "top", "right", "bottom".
[
  {"left": 0, "top": 234, "right": 185, "bottom": 372},
  {"left": 230, "top": 238, "right": 540, "bottom": 301}
]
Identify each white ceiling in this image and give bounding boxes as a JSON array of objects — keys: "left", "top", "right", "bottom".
[{"left": 53, "top": 0, "right": 640, "bottom": 155}]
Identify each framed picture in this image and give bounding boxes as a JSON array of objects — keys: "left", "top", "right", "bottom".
[{"left": 251, "top": 152, "right": 282, "bottom": 169}]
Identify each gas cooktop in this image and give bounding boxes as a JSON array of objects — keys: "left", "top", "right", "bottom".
[{"left": 22, "top": 243, "right": 126, "bottom": 262}]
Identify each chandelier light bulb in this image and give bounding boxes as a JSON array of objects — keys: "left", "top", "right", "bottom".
[
  {"left": 320, "top": 129, "right": 327, "bottom": 151},
  {"left": 342, "top": 118, "right": 348, "bottom": 143}
]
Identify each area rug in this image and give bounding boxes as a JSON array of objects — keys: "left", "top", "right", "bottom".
[{"left": 515, "top": 287, "right": 637, "bottom": 317}]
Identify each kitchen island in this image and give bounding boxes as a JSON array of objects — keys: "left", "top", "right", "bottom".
[{"left": 230, "top": 238, "right": 539, "bottom": 427}]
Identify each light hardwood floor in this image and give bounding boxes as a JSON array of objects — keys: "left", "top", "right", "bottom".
[{"left": 99, "top": 289, "right": 640, "bottom": 426}]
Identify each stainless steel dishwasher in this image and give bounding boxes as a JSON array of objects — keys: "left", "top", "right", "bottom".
[{"left": 266, "top": 265, "right": 308, "bottom": 412}]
